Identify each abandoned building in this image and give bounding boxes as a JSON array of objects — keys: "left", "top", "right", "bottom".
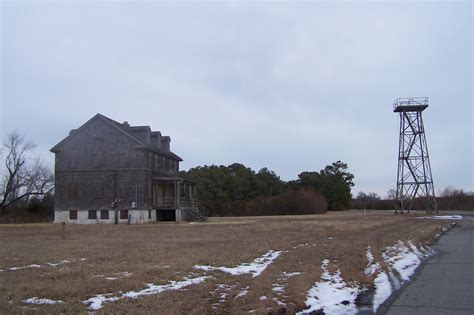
[{"left": 51, "top": 114, "right": 208, "bottom": 224}]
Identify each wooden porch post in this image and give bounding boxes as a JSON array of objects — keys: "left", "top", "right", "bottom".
[{"left": 176, "top": 181, "right": 181, "bottom": 223}]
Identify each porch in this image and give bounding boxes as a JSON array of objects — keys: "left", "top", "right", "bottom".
[{"left": 152, "top": 177, "right": 207, "bottom": 221}]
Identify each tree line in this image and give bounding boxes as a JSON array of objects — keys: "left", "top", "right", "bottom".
[
  {"left": 352, "top": 186, "right": 474, "bottom": 211},
  {"left": 180, "top": 161, "right": 355, "bottom": 216}
]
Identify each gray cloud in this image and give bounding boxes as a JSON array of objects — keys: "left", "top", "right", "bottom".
[{"left": 1, "top": 1, "right": 472, "bottom": 196}]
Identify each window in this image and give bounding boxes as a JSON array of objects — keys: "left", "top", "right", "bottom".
[
  {"left": 148, "top": 210, "right": 152, "bottom": 219},
  {"left": 155, "top": 154, "right": 158, "bottom": 168},
  {"left": 148, "top": 152, "right": 153, "bottom": 168},
  {"left": 68, "top": 182, "right": 79, "bottom": 200},
  {"left": 92, "top": 137, "right": 105, "bottom": 168},
  {"left": 94, "top": 181, "right": 104, "bottom": 199},
  {"left": 120, "top": 152, "right": 129, "bottom": 168},
  {"left": 118, "top": 180, "right": 128, "bottom": 199},
  {"left": 88, "top": 210, "right": 97, "bottom": 220},
  {"left": 69, "top": 210, "right": 77, "bottom": 220},
  {"left": 120, "top": 210, "right": 129, "bottom": 220},
  {"left": 69, "top": 150, "right": 78, "bottom": 168},
  {"left": 100, "top": 210, "right": 109, "bottom": 220}
]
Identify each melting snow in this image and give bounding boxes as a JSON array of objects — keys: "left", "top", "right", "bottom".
[
  {"left": 235, "top": 287, "right": 249, "bottom": 299},
  {"left": 272, "top": 284, "right": 285, "bottom": 293},
  {"left": 47, "top": 260, "right": 71, "bottom": 267},
  {"left": 369, "top": 241, "right": 435, "bottom": 312},
  {"left": 84, "top": 276, "right": 210, "bottom": 310},
  {"left": 9, "top": 264, "right": 42, "bottom": 271},
  {"left": 259, "top": 296, "right": 268, "bottom": 301},
  {"left": 23, "top": 297, "right": 64, "bottom": 305},
  {"left": 372, "top": 272, "right": 392, "bottom": 312},
  {"left": 282, "top": 271, "right": 301, "bottom": 277},
  {"left": 194, "top": 250, "right": 282, "bottom": 278},
  {"left": 417, "top": 215, "right": 463, "bottom": 220},
  {"left": 364, "top": 246, "right": 379, "bottom": 276},
  {"left": 383, "top": 241, "right": 421, "bottom": 281},
  {"left": 298, "top": 259, "right": 359, "bottom": 315}
]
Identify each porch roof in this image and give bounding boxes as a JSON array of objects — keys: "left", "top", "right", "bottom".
[{"left": 153, "top": 177, "right": 197, "bottom": 184}]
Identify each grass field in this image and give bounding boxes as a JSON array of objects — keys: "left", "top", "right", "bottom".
[{"left": 0, "top": 211, "right": 454, "bottom": 314}]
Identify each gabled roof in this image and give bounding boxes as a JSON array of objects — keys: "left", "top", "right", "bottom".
[{"left": 50, "top": 113, "right": 183, "bottom": 161}]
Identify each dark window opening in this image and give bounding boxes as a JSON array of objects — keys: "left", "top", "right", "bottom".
[
  {"left": 69, "top": 210, "right": 77, "bottom": 220},
  {"left": 100, "top": 210, "right": 109, "bottom": 220},
  {"left": 88, "top": 210, "right": 97, "bottom": 220},
  {"left": 120, "top": 210, "right": 129, "bottom": 220},
  {"left": 157, "top": 210, "right": 175, "bottom": 221},
  {"left": 148, "top": 210, "right": 152, "bottom": 219}
]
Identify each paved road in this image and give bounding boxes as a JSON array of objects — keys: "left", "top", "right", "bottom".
[{"left": 383, "top": 215, "right": 474, "bottom": 315}]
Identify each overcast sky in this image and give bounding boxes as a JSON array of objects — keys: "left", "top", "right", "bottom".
[{"left": 1, "top": 1, "right": 472, "bottom": 196}]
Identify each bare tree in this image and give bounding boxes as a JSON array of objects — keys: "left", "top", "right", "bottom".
[
  {"left": 0, "top": 131, "right": 54, "bottom": 212},
  {"left": 386, "top": 189, "right": 396, "bottom": 200}
]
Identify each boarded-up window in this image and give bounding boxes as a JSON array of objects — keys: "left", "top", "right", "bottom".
[
  {"left": 88, "top": 210, "right": 97, "bottom": 220},
  {"left": 120, "top": 152, "right": 129, "bottom": 168},
  {"left": 92, "top": 137, "right": 105, "bottom": 168},
  {"left": 148, "top": 153, "right": 153, "bottom": 169},
  {"left": 100, "top": 210, "right": 109, "bottom": 220},
  {"left": 68, "top": 182, "right": 79, "bottom": 200},
  {"left": 92, "top": 152, "right": 104, "bottom": 168},
  {"left": 69, "top": 210, "right": 77, "bottom": 220},
  {"left": 70, "top": 150, "right": 78, "bottom": 168},
  {"left": 120, "top": 210, "right": 128, "bottom": 220},
  {"left": 118, "top": 180, "right": 128, "bottom": 199},
  {"left": 94, "top": 181, "right": 104, "bottom": 199}
]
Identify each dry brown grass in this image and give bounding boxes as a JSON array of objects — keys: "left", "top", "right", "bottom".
[{"left": 0, "top": 210, "right": 452, "bottom": 314}]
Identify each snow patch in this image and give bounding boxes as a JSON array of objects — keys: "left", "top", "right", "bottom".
[
  {"left": 417, "top": 215, "right": 463, "bottom": 220},
  {"left": 194, "top": 250, "right": 281, "bottom": 278},
  {"left": 372, "top": 272, "right": 392, "bottom": 312},
  {"left": 364, "top": 246, "right": 379, "bottom": 276},
  {"left": 298, "top": 259, "right": 359, "bottom": 315},
  {"left": 235, "top": 286, "right": 249, "bottom": 299},
  {"left": 383, "top": 241, "right": 421, "bottom": 281},
  {"left": 281, "top": 271, "right": 301, "bottom": 277},
  {"left": 84, "top": 276, "right": 210, "bottom": 310},
  {"left": 9, "top": 264, "right": 42, "bottom": 271},
  {"left": 23, "top": 297, "right": 64, "bottom": 305},
  {"left": 369, "top": 241, "right": 434, "bottom": 312},
  {"left": 272, "top": 284, "right": 285, "bottom": 294},
  {"left": 47, "top": 260, "right": 71, "bottom": 267}
]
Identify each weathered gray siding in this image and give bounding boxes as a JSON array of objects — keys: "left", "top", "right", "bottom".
[{"left": 52, "top": 115, "right": 182, "bottom": 224}]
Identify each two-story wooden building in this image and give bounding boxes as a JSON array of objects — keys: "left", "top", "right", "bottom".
[{"left": 51, "top": 114, "right": 207, "bottom": 224}]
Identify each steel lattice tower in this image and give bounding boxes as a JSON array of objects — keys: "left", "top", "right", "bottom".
[{"left": 394, "top": 97, "right": 437, "bottom": 214}]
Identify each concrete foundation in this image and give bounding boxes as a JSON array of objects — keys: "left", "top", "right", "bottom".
[{"left": 54, "top": 209, "right": 157, "bottom": 224}]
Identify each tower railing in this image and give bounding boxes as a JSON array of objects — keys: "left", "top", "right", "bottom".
[{"left": 393, "top": 97, "right": 428, "bottom": 111}]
